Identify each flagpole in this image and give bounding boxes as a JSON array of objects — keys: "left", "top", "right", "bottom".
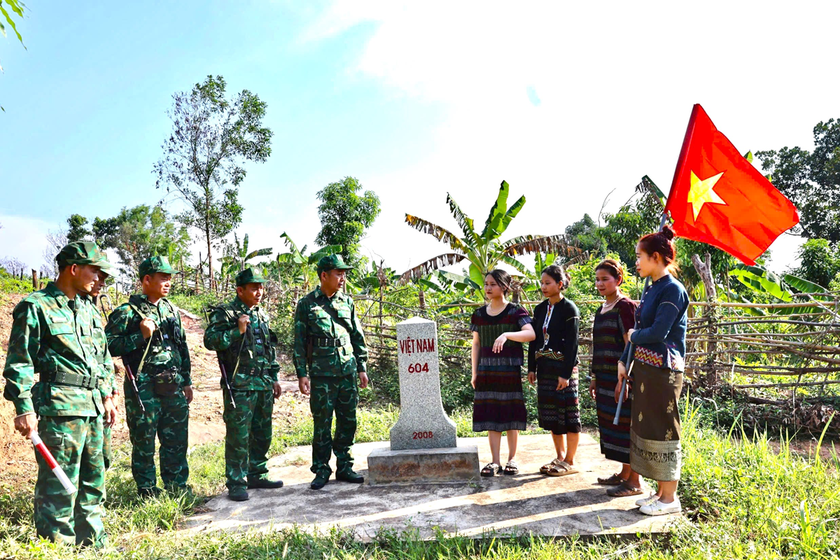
[{"left": 613, "top": 212, "right": 669, "bottom": 425}]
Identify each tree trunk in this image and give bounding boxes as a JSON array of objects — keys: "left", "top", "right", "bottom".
[
  {"left": 31, "top": 269, "right": 38, "bottom": 290},
  {"left": 691, "top": 253, "right": 718, "bottom": 386},
  {"left": 206, "top": 224, "right": 214, "bottom": 294}
]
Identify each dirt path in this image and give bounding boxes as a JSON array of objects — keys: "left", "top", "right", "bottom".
[{"left": 0, "top": 293, "right": 307, "bottom": 486}]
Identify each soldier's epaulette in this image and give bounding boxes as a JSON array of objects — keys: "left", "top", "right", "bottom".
[{"left": 21, "top": 289, "right": 50, "bottom": 305}]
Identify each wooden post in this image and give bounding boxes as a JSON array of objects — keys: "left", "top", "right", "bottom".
[
  {"left": 31, "top": 269, "right": 38, "bottom": 290},
  {"left": 691, "top": 253, "right": 718, "bottom": 386}
]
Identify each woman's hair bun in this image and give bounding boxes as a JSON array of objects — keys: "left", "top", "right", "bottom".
[{"left": 661, "top": 224, "right": 675, "bottom": 241}]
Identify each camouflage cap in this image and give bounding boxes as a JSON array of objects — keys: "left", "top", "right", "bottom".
[
  {"left": 316, "top": 254, "right": 354, "bottom": 274},
  {"left": 95, "top": 254, "right": 116, "bottom": 276},
  {"left": 56, "top": 241, "right": 104, "bottom": 268},
  {"left": 235, "top": 268, "right": 268, "bottom": 286},
  {"left": 138, "top": 256, "right": 178, "bottom": 280}
]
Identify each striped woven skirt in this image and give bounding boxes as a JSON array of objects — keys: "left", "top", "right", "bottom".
[
  {"left": 473, "top": 364, "right": 527, "bottom": 432},
  {"left": 594, "top": 366, "right": 632, "bottom": 464},
  {"left": 536, "top": 358, "right": 581, "bottom": 435},
  {"left": 629, "top": 362, "right": 683, "bottom": 481}
]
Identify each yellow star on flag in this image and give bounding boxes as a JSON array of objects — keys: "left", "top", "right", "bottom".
[{"left": 687, "top": 170, "right": 727, "bottom": 220}]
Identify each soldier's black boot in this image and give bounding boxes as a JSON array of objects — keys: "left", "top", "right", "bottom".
[
  {"left": 310, "top": 472, "right": 330, "bottom": 490},
  {"left": 228, "top": 486, "right": 250, "bottom": 501},
  {"left": 138, "top": 486, "right": 163, "bottom": 499},
  {"left": 336, "top": 469, "right": 364, "bottom": 484},
  {"left": 248, "top": 476, "right": 284, "bottom": 489}
]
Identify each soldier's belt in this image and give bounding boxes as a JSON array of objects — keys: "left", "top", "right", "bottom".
[
  {"left": 48, "top": 371, "right": 99, "bottom": 389},
  {"left": 309, "top": 335, "right": 350, "bottom": 348}
]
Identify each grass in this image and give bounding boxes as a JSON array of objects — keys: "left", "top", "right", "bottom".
[{"left": 1, "top": 401, "right": 838, "bottom": 559}]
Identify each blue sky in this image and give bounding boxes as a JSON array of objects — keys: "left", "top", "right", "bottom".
[{"left": 1, "top": 1, "right": 838, "bottom": 275}]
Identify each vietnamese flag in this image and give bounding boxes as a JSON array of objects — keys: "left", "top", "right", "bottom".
[{"left": 664, "top": 104, "right": 799, "bottom": 265}]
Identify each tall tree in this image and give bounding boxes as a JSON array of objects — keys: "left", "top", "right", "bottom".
[
  {"left": 315, "top": 176, "right": 380, "bottom": 264},
  {"left": 757, "top": 118, "right": 840, "bottom": 241},
  {"left": 402, "top": 180, "right": 580, "bottom": 284},
  {"left": 792, "top": 239, "right": 840, "bottom": 289},
  {"left": 154, "top": 75, "right": 273, "bottom": 291},
  {"left": 93, "top": 205, "right": 191, "bottom": 279},
  {"left": 66, "top": 214, "right": 90, "bottom": 242}
]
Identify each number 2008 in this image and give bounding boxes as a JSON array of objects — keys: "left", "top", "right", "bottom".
[{"left": 412, "top": 431, "right": 433, "bottom": 439}]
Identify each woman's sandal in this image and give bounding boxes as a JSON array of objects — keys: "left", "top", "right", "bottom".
[
  {"left": 503, "top": 460, "right": 519, "bottom": 475},
  {"left": 480, "top": 463, "right": 501, "bottom": 477},
  {"left": 540, "top": 458, "right": 564, "bottom": 475},
  {"left": 546, "top": 461, "right": 579, "bottom": 477},
  {"left": 597, "top": 473, "right": 625, "bottom": 486},
  {"left": 606, "top": 481, "right": 644, "bottom": 497}
]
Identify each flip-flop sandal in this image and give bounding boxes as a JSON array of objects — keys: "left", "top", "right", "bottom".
[
  {"left": 597, "top": 473, "right": 625, "bottom": 486},
  {"left": 546, "top": 461, "right": 578, "bottom": 477},
  {"left": 503, "top": 460, "right": 519, "bottom": 475},
  {"left": 480, "top": 463, "right": 501, "bottom": 477},
  {"left": 607, "top": 481, "right": 644, "bottom": 497},
  {"left": 540, "top": 458, "right": 564, "bottom": 474}
]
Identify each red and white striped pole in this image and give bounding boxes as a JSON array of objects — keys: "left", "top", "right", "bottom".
[{"left": 30, "top": 432, "right": 76, "bottom": 495}]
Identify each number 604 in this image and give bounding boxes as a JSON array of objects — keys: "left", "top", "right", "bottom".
[{"left": 407, "top": 362, "right": 429, "bottom": 373}]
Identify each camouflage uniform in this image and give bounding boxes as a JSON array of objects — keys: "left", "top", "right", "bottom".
[
  {"left": 2, "top": 242, "right": 114, "bottom": 548},
  {"left": 293, "top": 256, "right": 368, "bottom": 479},
  {"left": 86, "top": 259, "right": 118, "bottom": 471},
  {"left": 204, "top": 269, "right": 280, "bottom": 493},
  {"left": 105, "top": 257, "right": 191, "bottom": 494}
]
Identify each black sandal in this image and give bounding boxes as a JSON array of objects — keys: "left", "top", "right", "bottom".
[
  {"left": 481, "top": 463, "right": 501, "bottom": 477},
  {"left": 503, "top": 460, "right": 519, "bottom": 475}
]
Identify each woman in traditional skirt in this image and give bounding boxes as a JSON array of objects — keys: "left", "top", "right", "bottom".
[
  {"left": 527, "top": 264, "right": 581, "bottom": 477},
  {"left": 471, "top": 269, "right": 535, "bottom": 477},
  {"left": 588, "top": 259, "right": 642, "bottom": 496},
  {"left": 617, "top": 225, "right": 689, "bottom": 516}
]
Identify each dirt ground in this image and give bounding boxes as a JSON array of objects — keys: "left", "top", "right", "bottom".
[{"left": 0, "top": 293, "right": 307, "bottom": 486}]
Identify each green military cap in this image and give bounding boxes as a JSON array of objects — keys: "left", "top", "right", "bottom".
[
  {"left": 236, "top": 267, "right": 268, "bottom": 286},
  {"left": 138, "top": 256, "right": 178, "bottom": 280},
  {"left": 316, "top": 254, "right": 354, "bottom": 274},
  {"left": 56, "top": 241, "right": 104, "bottom": 268}
]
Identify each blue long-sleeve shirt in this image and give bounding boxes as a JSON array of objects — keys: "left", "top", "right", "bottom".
[{"left": 619, "top": 274, "right": 689, "bottom": 371}]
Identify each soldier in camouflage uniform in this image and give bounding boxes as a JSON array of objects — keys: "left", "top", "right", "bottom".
[
  {"left": 204, "top": 268, "right": 283, "bottom": 502},
  {"left": 105, "top": 256, "right": 192, "bottom": 497},
  {"left": 293, "top": 255, "right": 368, "bottom": 490},
  {"left": 85, "top": 256, "right": 118, "bottom": 471},
  {"left": 3, "top": 242, "right": 116, "bottom": 548}
]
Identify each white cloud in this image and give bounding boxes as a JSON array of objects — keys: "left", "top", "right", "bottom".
[{"left": 304, "top": 0, "right": 836, "bottom": 274}]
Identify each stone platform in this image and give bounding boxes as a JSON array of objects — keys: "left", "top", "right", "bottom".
[
  {"left": 184, "top": 433, "right": 681, "bottom": 540},
  {"left": 367, "top": 444, "right": 480, "bottom": 484}
]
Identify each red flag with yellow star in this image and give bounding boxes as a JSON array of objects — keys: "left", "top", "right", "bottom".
[{"left": 664, "top": 104, "right": 799, "bottom": 264}]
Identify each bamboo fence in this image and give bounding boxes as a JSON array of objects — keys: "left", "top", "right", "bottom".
[{"left": 350, "top": 255, "right": 840, "bottom": 433}]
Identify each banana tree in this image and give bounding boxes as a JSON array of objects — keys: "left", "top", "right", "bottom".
[
  {"left": 275, "top": 232, "right": 342, "bottom": 294},
  {"left": 222, "top": 233, "right": 273, "bottom": 272},
  {"left": 402, "top": 180, "right": 581, "bottom": 286},
  {"left": 729, "top": 264, "right": 828, "bottom": 315}
]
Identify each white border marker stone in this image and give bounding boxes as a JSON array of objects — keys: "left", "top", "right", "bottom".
[{"left": 390, "top": 317, "right": 457, "bottom": 450}]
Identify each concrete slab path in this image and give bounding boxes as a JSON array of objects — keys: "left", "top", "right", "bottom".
[{"left": 185, "top": 433, "right": 680, "bottom": 540}]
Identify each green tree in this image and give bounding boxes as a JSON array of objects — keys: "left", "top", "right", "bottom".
[
  {"left": 66, "top": 214, "right": 90, "bottom": 242},
  {"left": 93, "top": 205, "right": 191, "bottom": 279},
  {"left": 402, "top": 180, "right": 579, "bottom": 285},
  {"left": 757, "top": 118, "right": 840, "bottom": 241},
  {"left": 565, "top": 213, "right": 605, "bottom": 254},
  {"left": 792, "top": 239, "right": 840, "bottom": 289},
  {"left": 315, "top": 176, "right": 380, "bottom": 264},
  {"left": 154, "top": 75, "right": 273, "bottom": 291}
]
